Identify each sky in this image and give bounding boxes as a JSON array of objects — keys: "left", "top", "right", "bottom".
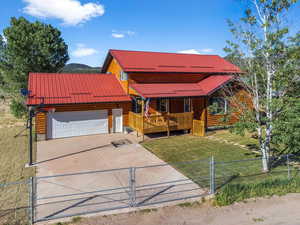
[{"left": 0, "top": 0, "right": 299, "bottom": 67}]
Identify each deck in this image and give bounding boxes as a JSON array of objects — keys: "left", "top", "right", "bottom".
[{"left": 128, "top": 112, "right": 205, "bottom": 136}]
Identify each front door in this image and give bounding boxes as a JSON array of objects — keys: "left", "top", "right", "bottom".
[{"left": 112, "top": 109, "right": 123, "bottom": 133}]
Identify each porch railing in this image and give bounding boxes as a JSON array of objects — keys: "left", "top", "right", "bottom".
[
  {"left": 129, "top": 112, "right": 194, "bottom": 135},
  {"left": 192, "top": 120, "right": 205, "bottom": 137}
]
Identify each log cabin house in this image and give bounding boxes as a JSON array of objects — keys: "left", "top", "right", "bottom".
[{"left": 27, "top": 49, "right": 248, "bottom": 140}]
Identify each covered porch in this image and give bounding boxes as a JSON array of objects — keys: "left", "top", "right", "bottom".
[
  {"left": 127, "top": 75, "right": 235, "bottom": 139},
  {"left": 128, "top": 96, "right": 206, "bottom": 139}
]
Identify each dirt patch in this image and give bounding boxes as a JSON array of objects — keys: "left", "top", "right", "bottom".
[
  {"left": 0, "top": 100, "right": 25, "bottom": 128},
  {"left": 60, "top": 193, "right": 300, "bottom": 225}
]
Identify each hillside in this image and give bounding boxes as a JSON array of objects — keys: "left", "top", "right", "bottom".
[{"left": 62, "top": 63, "right": 102, "bottom": 73}]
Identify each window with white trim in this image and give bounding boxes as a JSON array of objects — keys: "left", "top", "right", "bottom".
[
  {"left": 208, "top": 97, "right": 229, "bottom": 115},
  {"left": 120, "top": 71, "right": 128, "bottom": 81}
]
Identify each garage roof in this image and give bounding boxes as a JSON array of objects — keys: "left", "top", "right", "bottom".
[
  {"left": 27, "top": 73, "right": 131, "bottom": 105},
  {"left": 102, "top": 50, "right": 241, "bottom": 73},
  {"left": 130, "top": 75, "right": 233, "bottom": 98}
]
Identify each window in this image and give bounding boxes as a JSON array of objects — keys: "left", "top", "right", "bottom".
[
  {"left": 184, "top": 98, "right": 191, "bottom": 112},
  {"left": 157, "top": 98, "right": 168, "bottom": 113},
  {"left": 132, "top": 98, "right": 142, "bottom": 113},
  {"left": 120, "top": 71, "right": 128, "bottom": 81},
  {"left": 208, "top": 97, "right": 228, "bottom": 115}
]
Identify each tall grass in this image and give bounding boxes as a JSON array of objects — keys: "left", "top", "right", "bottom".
[{"left": 215, "top": 175, "right": 300, "bottom": 206}]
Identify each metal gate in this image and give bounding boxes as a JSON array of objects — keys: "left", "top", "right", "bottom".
[
  {"left": 134, "top": 161, "right": 209, "bottom": 207},
  {"left": 33, "top": 167, "right": 131, "bottom": 223},
  {"left": 31, "top": 160, "right": 211, "bottom": 223}
]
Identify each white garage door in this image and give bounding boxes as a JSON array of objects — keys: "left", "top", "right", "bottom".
[{"left": 47, "top": 110, "right": 108, "bottom": 139}]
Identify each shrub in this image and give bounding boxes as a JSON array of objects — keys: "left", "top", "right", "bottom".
[
  {"left": 72, "top": 216, "right": 82, "bottom": 223},
  {"left": 10, "top": 98, "right": 27, "bottom": 118}
]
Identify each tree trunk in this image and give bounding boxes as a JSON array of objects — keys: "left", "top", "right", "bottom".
[{"left": 253, "top": 71, "right": 269, "bottom": 172}]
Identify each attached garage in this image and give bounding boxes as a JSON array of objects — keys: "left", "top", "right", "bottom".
[
  {"left": 47, "top": 110, "right": 109, "bottom": 139},
  {"left": 27, "top": 73, "right": 132, "bottom": 140}
]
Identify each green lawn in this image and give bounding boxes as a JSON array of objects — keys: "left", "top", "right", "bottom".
[
  {"left": 142, "top": 134, "right": 291, "bottom": 190},
  {"left": 0, "top": 110, "right": 36, "bottom": 225},
  {"left": 142, "top": 135, "right": 259, "bottom": 163},
  {"left": 210, "top": 129, "right": 259, "bottom": 148}
]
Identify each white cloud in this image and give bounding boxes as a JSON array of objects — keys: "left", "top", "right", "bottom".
[
  {"left": 178, "top": 48, "right": 214, "bottom": 54},
  {"left": 112, "top": 33, "right": 125, "bottom": 38},
  {"left": 126, "top": 30, "right": 135, "bottom": 36},
  {"left": 178, "top": 49, "right": 201, "bottom": 54},
  {"left": 72, "top": 44, "right": 98, "bottom": 57},
  {"left": 23, "top": 0, "right": 105, "bottom": 26},
  {"left": 112, "top": 30, "right": 135, "bottom": 38},
  {"left": 200, "top": 48, "right": 214, "bottom": 53}
]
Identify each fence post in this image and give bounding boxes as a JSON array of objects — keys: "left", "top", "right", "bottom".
[
  {"left": 129, "top": 167, "right": 136, "bottom": 207},
  {"left": 210, "top": 156, "right": 215, "bottom": 195},
  {"left": 287, "top": 154, "right": 291, "bottom": 180},
  {"left": 28, "top": 177, "right": 35, "bottom": 225}
]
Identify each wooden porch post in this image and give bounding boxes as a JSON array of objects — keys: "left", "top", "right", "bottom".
[
  {"left": 167, "top": 98, "right": 170, "bottom": 137},
  {"left": 141, "top": 99, "right": 145, "bottom": 141},
  {"left": 200, "top": 97, "right": 207, "bottom": 136},
  {"left": 204, "top": 97, "right": 208, "bottom": 129},
  {"left": 190, "top": 97, "right": 193, "bottom": 134}
]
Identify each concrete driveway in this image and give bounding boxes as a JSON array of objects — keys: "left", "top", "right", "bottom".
[
  {"left": 35, "top": 133, "right": 205, "bottom": 223},
  {"left": 37, "top": 133, "right": 155, "bottom": 175}
]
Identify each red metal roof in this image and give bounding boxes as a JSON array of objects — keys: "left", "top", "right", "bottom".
[
  {"left": 106, "top": 50, "right": 241, "bottom": 73},
  {"left": 130, "top": 83, "right": 205, "bottom": 98},
  {"left": 27, "top": 73, "right": 131, "bottom": 105},
  {"left": 130, "top": 75, "right": 233, "bottom": 98},
  {"left": 197, "top": 75, "right": 233, "bottom": 95}
]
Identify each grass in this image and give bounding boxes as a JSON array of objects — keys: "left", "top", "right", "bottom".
[
  {"left": 215, "top": 175, "right": 300, "bottom": 206},
  {"left": 142, "top": 130, "right": 300, "bottom": 207},
  {"left": 71, "top": 217, "right": 83, "bottom": 223},
  {"left": 139, "top": 208, "right": 158, "bottom": 214},
  {"left": 0, "top": 126, "right": 35, "bottom": 183},
  {"left": 210, "top": 129, "right": 259, "bottom": 149},
  {"left": 142, "top": 135, "right": 259, "bottom": 163},
  {"left": 252, "top": 217, "right": 264, "bottom": 222},
  {"left": 52, "top": 216, "right": 83, "bottom": 225},
  {"left": 177, "top": 201, "right": 202, "bottom": 208},
  {"left": 142, "top": 134, "right": 291, "bottom": 189},
  {"left": 0, "top": 107, "right": 36, "bottom": 225}
]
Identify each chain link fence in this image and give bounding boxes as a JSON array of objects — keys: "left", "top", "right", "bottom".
[
  {"left": 1, "top": 154, "right": 299, "bottom": 224},
  {"left": 0, "top": 179, "right": 30, "bottom": 225}
]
